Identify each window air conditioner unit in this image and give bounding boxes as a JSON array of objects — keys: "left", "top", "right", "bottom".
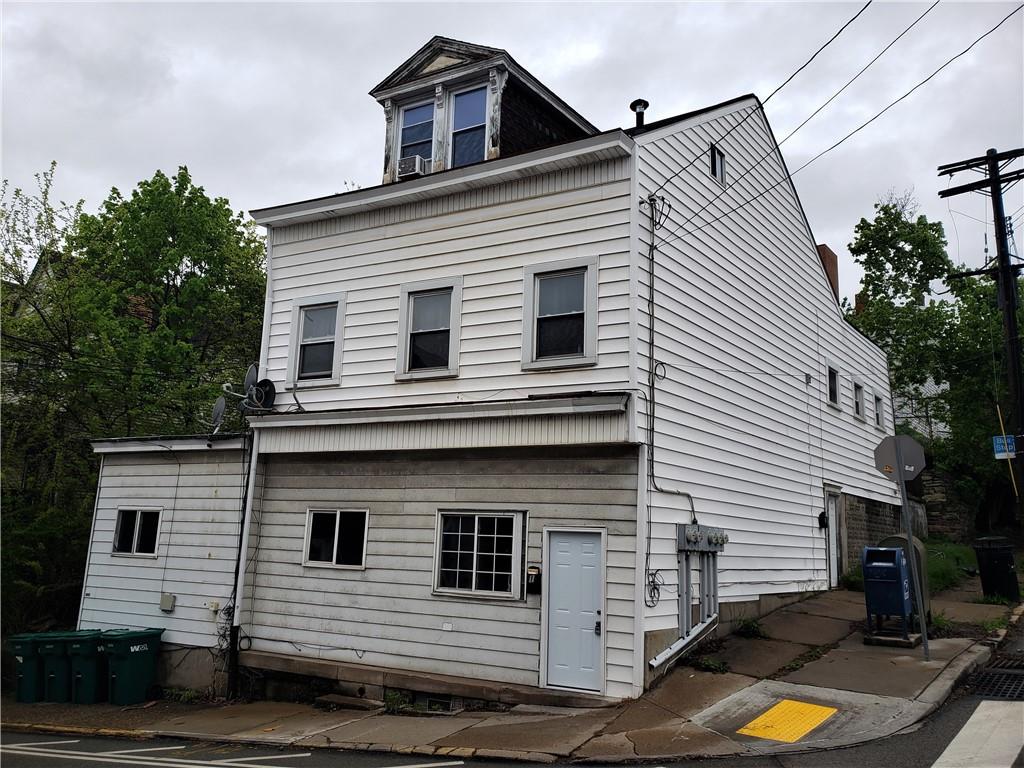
[{"left": 397, "top": 155, "right": 427, "bottom": 179}]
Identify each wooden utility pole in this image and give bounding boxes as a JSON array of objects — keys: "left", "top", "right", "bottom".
[{"left": 939, "top": 148, "right": 1024, "bottom": 521}]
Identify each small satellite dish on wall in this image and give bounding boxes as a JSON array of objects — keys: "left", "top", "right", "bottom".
[
  {"left": 243, "top": 364, "right": 258, "bottom": 395},
  {"left": 211, "top": 396, "right": 227, "bottom": 433},
  {"left": 250, "top": 379, "right": 276, "bottom": 409}
]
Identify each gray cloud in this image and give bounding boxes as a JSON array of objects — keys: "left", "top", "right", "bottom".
[{"left": 3, "top": 2, "right": 1022, "bottom": 300}]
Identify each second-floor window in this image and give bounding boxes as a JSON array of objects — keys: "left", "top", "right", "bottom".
[
  {"left": 853, "top": 382, "right": 865, "bottom": 420},
  {"left": 874, "top": 394, "right": 885, "bottom": 428},
  {"left": 288, "top": 293, "right": 345, "bottom": 387},
  {"left": 298, "top": 304, "right": 338, "bottom": 380},
  {"left": 396, "top": 278, "right": 462, "bottom": 380},
  {"left": 827, "top": 365, "right": 840, "bottom": 407},
  {"left": 710, "top": 144, "right": 726, "bottom": 185},
  {"left": 522, "top": 257, "right": 598, "bottom": 370},
  {"left": 400, "top": 102, "right": 434, "bottom": 163},
  {"left": 451, "top": 87, "right": 487, "bottom": 168}
]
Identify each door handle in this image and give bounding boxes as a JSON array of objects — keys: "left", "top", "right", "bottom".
[{"left": 594, "top": 620, "right": 602, "bottom": 636}]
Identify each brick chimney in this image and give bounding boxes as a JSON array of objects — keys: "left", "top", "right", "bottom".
[{"left": 816, "top": 244, "right": 839, "bottom": 301}]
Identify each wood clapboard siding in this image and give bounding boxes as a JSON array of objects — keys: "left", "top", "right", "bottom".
[
  {"left": 633, "top": 100, "right": 895, "bottom": 625},
  {"left": 262, "top": 158, "right": 633, "bottom": 412},
  {"left": 242, "top": 448, "right": 638, "bottom": 698},
  {"left": 79, "top": 451, "right": 246, "bottom": 647}
]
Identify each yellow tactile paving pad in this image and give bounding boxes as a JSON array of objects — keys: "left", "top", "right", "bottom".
[{"left": 736, "top": 698, "right": 838, "bottom": 743}]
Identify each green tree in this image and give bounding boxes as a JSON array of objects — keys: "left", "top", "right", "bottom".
[
  {"left": 1, "top": 165, "right": 265, "bottom": 633},
  {"left": 845, "top": 192, "right": 1022, "bottom": 530}
]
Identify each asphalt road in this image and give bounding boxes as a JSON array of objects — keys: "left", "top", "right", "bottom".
[{"left": 1, "top": 691, "right": 1020, "bottom": 768}]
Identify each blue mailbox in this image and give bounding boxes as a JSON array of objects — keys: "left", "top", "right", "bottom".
[{"left": 862, "top": 546, "right": 913, "bottom": 639}]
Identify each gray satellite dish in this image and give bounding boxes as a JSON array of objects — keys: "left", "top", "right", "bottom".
[
  {"left": 251, "top": 379, "right": 276, "bottom": 409},
  {"left": 211, "top": 395, "right": 227, "bottom": 433},
  {"left": 243, "top": 364, "right": 258, "bottom": 395}
]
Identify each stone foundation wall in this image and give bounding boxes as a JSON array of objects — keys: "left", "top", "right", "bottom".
[
  {"left": 921, "top": 469, "right": 972, "bottom": 542},
  {"left": 842, "top": 494, "right": 902, "bottom": 571}
]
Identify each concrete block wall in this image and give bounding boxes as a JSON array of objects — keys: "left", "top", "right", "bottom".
[{"left": 843, "top": 493, "right": 903, "bottom": 570}]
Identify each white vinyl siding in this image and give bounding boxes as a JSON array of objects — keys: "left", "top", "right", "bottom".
[
  {"left": 240, "top": 449, "right": 638, "bottom": 699},
  {"left": 263, "top": 158, "right": 632, "bottom": 411},
  {"left": 633, "top": 99, "right": 894, "bottom": 630},
  {"left": 79, "top": 450, "right": 246, "bottom": 647}
]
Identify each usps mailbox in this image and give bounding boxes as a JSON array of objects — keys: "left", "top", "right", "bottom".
[{"left": 862, "top": 546, "right": 913, "bottom": 640}]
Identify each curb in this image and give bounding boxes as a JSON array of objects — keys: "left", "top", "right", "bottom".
[{"left": 2, "top": 722, "right": 559, "bottom": 764}]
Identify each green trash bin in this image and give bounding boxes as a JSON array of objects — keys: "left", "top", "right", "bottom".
[
  {"left": 8, "top": 633, "right": 45, "bottom": 703},
  {"left": 67, "top": 631, "right": 106, "bottom": 704},
  {"left": 37, "top": 632, "right": 74, "bottom": 703},
  {"left": 103, "top": 629, "right": 164, "bottom": 705}
]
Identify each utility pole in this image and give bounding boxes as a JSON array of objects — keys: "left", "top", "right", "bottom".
[{"left": 939, "top": 148, "right": 1024, "bottom": 522}]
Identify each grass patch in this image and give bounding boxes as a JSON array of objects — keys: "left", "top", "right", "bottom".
[
  {"left": 982, "top": 617, "right": 1008, "bottom": 633},
  {"left": 771, "top": 643, "right": 835, "bottom": 679},
  {"left": 924, "top": 539, "right": 977, "bottom": 594},
  {"left": 931, "top": 611, "right": 954, "bottom": 633},
  {"left": 973, "top": 595, "right": 1011, "bottom": 606},
  {"left": 691, "top": 655, "right": 730, "bottom": 674},
  {"left": 734, "top": 617, "right": 767, "bottom": 639},
  {"left": 840, "top": 566, "right": 863, "bottom": 592}
]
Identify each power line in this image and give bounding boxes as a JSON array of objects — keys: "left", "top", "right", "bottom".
[
  {"left": 655, "top": 0, "right": 939, "bottom": 249},
  {"left": 650, "top": 0, "right": 874, "bottom": 196},
  {"left": 658, "top": 3, "right": 1024, "bottom": 247}
]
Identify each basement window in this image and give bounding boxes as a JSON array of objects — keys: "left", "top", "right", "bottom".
[
  {"left": 304, "top": 509, "right": 368, "bottom": 569},
  {"left": 112, "top": 509, "right": 161, "bottom": 556},
  {"left": 434, "top": 511, "right": 523, "bottom": 597}
]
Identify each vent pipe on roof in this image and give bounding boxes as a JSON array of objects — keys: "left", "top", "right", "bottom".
[{"left": 630, "top": 98, "right": 650, "bottom": 128}]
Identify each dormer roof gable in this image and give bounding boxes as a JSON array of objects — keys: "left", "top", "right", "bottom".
[{"left": 369, "top": 36, "right": 505, "bottom": 96}]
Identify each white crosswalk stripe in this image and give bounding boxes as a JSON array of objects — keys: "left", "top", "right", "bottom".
[{"left": 931, "top": 700, "right": 1024, "bottom": 768}]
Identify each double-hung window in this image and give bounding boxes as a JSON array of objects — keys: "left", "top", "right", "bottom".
[
  {"left": 288, "top": 293, "right": 345, "bottom": 387},
  {"left": 710, "top": 144, "right": 726, "bottom": 185},
  {"left": 522, "top": 257, "right": 598, "bottom": 369},
  {"left": 874, "top": 394, "right": 885, "bottom": 429},
  {"left": 304, "top": 509, "right": 368, "bottom": 569},
  {"left": 113, "top": 508, "right": 160, "bottom": 556},
  {"left": 396, "top": 278, "right": 462, "bottom": 380},
  {"left": 450, "top": 87, "right": 487, "bottom": 168},
  {"left": 400, "top": 102, "right": 434, "bottom": 164},
  {"left": 853, "top": 382, "right": 866, "bottom": 420},
  {"left": 435, "top": 511, "right": 523, "bottom": 597}
]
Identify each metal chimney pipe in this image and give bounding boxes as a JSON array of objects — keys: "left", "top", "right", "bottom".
[{"left": 629, "top": 98, "right": 650, "bottom": 128}]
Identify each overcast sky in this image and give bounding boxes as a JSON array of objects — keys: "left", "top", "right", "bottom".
[{"left": 3, "top": 1, "right": 1022, "bottom": 300}]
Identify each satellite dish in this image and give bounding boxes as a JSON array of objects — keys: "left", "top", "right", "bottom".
[
  {"left": 243, "top": 364, "right": 258, "bottom": 395},
  {"left": 250, "top": 379, "right": 276, "bottom": 409},
  {"left": 211, "top": 396, "right": 227, "bottom": 433}
]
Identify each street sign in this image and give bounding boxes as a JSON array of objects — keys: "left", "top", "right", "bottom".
[
  {"left": 874, "top": 435, "right": 926, "bottom": 481},
  {"left": 993, "top": 434, "right": 1017, "bottom": 460}
]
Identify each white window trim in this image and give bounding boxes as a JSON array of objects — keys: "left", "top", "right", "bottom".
[
  {"left": 302, "top": 507, "right": 369, "bottom": 570},
  {"left": 710, "top": 143, "right": 726, "bottom": 187},
  {"left": 286, "top": 292, "right": 346, "bottom": 389},
  {"left": 522, "top": 256, "right": 599, "bottom": 371},
  {"left": 446, "top": 82, "right": 491, "bottom": 169},
  {"left": 852, "top": 379, "right": 867, "bottom": 422},
  {"left": 873, "top": 391, "right": 887, "bottom": 431},
  {"left": 398, "top": 97, "right": 436, "bottom": 164},
  {"left": 432, "top": 509, "right": 525, "bottom": 600},
  {"left": 825, "top": 360, "right": 842, "bottom": 411},
  {"left": 111, "top": 506, "right": 162, "bottom": 559},
  {"left": 395, "top": 277, "right": 463, "bottom": 381}
]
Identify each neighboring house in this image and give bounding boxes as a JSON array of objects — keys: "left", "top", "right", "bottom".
[
  {"left": 894, "top": 377, "right": 951, "bottom": 439},
  {"left": 79, "top": 37, "right": 898, "bottom": 701}
]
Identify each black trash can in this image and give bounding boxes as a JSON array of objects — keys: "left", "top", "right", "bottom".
[{"left": 973, "top": 536, "right": 1021, "bottom": 603}]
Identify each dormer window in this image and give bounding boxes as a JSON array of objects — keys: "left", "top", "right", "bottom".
[
  {"left": 451, "top": 86, "right": 487, "bottom": 168},
  {"left": 400, "top": 102, "right": 434, "bottom": 163}
]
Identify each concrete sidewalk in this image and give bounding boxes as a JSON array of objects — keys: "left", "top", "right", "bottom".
[{"left": 4, "top": 589, "right": 1015, "bottom": 763}]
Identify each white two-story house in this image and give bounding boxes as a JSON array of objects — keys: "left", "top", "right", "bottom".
[{"left": 79, "top": 36, "right": 898, "bottom": 702}]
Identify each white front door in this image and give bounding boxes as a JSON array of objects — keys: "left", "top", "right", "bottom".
[
  {"left": 546, "top": 530, "right": 602, "bottom": 692},
  {"left": 826, "top": 492, "right": 840, "bottom": 588}
]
